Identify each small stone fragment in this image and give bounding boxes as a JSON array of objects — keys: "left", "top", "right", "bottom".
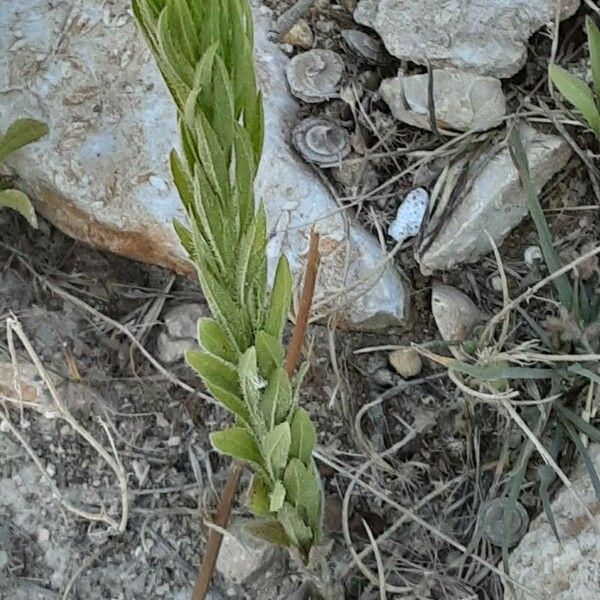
[
  {"left": 215, "top": 519, "right": 275, "bottom": 584},
  {"left": 331, "top": 155, "right": 379, "bottom": 192},
  {"left": 389, "top": 347, "right": 422, "bottom": 378},
  {"left": 524, "top": 245, "right": 542, "bottom": 266},
  {"left": 281, "top": 19, "right": 313, "bottom": 49},
  {"left": 380, "top": 70, "right": 506, "bottom": 132},
  {"left": 431, "top": 284, "right": 486, "bottom": 342},
  {"left": 156, "top": 332, "right": 193, "bottom": 365},
  {"left": 286, "top": 49, "right": 344, "bottom": 103},
  {"left": 341, "top": 29, "right": 387, "bottom": 64},
  {"left": 163, "top": 303, "right": 205, "bottom": 339},
  {"left": 388, "top": 188, "right": 429, "bottom": 243},
  {"left": 157, "top": 303, "right": 205, "bottom": 364},
  {"left": 292, "top": 117, "right": 350, "bottom": 166},
  {"left": 418, "top": 124, "right": 571, "bottom": 274}
]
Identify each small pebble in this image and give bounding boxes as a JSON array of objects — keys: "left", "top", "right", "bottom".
[
  {"left": 45, "top": 463, "right": 56, "bottom": 478},
  {"left": 281, "top": 19, "right": 313, "bottom": 49},
  {"left": 389, "top": 347, "right": 422, "bottom": 378},
  {"left": 167, "top": 436, "right": 181, "bottom": 447},
  {"left": 388, "top": 188, "right": 429, "bottom": 244}
]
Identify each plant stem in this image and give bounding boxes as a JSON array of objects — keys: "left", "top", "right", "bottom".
[{"left": 191, "top": 229, "right": 321, "bottom": 599}]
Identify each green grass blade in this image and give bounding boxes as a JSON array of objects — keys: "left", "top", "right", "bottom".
[
  {"left": 508, "top": 128, "right": 573, "bottom": 309},
  {"left": 449, "top": 360, "right": 555, "bottom": 381},
  {"left": 537, "top": 464, "right": 561, "bottom": 542},
  {"left": 568, "top": 363, "right": 600, "bottom": 385},
  {"left": 555, "top": 403, "right": 600, "bottom": 443},
  {"left": 586, "top": 17, "right": 600, "bottom": 100},
  {"left": 564, "top": 421, "right": 600, "bottom": 500}
]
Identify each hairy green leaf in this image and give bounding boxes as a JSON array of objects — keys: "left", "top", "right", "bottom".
[
  {"left": 290, "top": 408, "right": 316, "bottom": 466},
  {"left": 270, "top": 480, "right": 286, "bottom": 512},
  {"left": 210, "top": 426, "right": 262, "bottom": 465},
  {"left": 0, "top": 119, "right": 48, "bottom": 164},
  {"left": 278, "top": 502, "right": 312, "bottom": 549},
  {"left": 244, "top": 520, "right": 290, "bottom": 547},
  {"left": 549, "top": 64, "right": 600, "bottom": 135},
  {"left": 186, "top": 349, "right": 249, "bottom": 421},
  {"left": 264, "top": 256, "right": 293, "bottom": 340},
  {"left": 0, "top": 189, "right": 37, "bottom": 228},
  {"left": 198, "top": 318, "right": 238, "bottom": 363},
  {"left": 255, "top": 330, "right": 284, "bottom": 379},
  {"left": 260, "top": 367, "right": 293, "bottom": 430},
  {"left": 248, "top": 474, "right": 271, "bottom": 516},
  {"left": 263, "top": 422, "right": 291, "bottom": 475}
]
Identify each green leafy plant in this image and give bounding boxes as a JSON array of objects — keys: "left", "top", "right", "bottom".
[
  {"left": 549, "top": 16, "right": 600, "bottom": 136},
  {"left": 133, "top": 0, "right": 323, "bottom": 562},
  {"left": 0, "top": 118, "right": 48, "bottom": 227}
]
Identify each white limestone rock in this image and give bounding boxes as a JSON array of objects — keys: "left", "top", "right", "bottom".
[
  {"left": 0, "top": 0, "right": 405, "bottom": 329},
  {"left": 215, "top": 519, "right": 275, "bottom": 584},
  {"left": 505, "top": 444, "right": 600, "bottom": 600},
  {"left": 380, "top": 70, "right": 506, "bottom": 132},
  {"left": 417, "top": 125, "right": 571, "bottom": 274},
  {"left": 355, "top": 0, "right": 580, "bottom": 78}
]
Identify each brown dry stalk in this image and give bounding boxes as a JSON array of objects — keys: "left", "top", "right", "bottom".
[
  {"left": 285, "top": 227, "right": 321, "bottom": 377},
  {"left": 191, "top": 460, "right": 243, "bottom": 600},
  {"left": 191, "top": 227, "right": 321, "bottom": 599}
]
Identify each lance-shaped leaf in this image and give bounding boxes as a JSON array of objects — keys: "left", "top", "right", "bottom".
[
  {"left": 278, "top": 502, "right": 312, "bottom": 549},
  {"left": 186, "top": 349, "right": 249, "bottom": 422},
  {"left": 587, "top": 17, "right": 600, "bottom": 100},
  {"left": 255, "top": 330, "right": 284, "bottom": 379},
  {"left": 264, "top": 256, "right": 293, "bottom": 340},
  {"left": 549, "top": 64, "right": 600, "bottom": 135},
  {"left": 290, "top": 407, "right": 316, "bottom": 466},
  {"left": 260, "top": 367, "right": 293, "bottom": 430},
  {"left": 198, "top": 318, "right": 238, "bottom": 363},
  {"left": 269, "top": 480, "right": 286, "bottom": 512},
  {"left": 263, "top": 422, "right": 291, "bottom": 476},
  {"left": 248, "top": 474, "right": 271, "bottom": 516},
  {"left": 0, "top": 189, "right": 37, "bottom": 228},
  {"left": 211, "top": 426, "right": 263, "bottom": 466},
  {"left": 0, "top": 119, "right": 48, "bottom": 164}
]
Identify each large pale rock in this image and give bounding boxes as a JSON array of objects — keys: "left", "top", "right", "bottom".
[
  {"left": 418, "top": 125, "right": 571, "bottom": 274},
  {"left": 380, "top": 70, "right": 506, "bottom": 132},
  {"left": 355, "top": 0, "right": 580, "bottom": 78},
  {"left": 505, "top": 444, "right": 600, "bottom": 600},
  {"left": 0, "top": 0, "right": 405, "bottom": 328}
]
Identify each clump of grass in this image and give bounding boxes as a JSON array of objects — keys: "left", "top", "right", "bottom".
[
  {"left": 417, "top": 125, "right": 600, "bottom": 588},
  {"left": 0, "top": 118, "right": 48, "bottom": 227}
]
